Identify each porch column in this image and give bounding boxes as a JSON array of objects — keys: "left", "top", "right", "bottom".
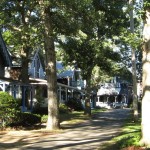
[
  {"left": 22, "top": 86, "right": 26, "bottom": 112},
  {"left": 9, "top": 85, "right": 13, "bottom": 96},
  {"left": 13, "top": 85, "right": 17, "bottom": 99},
  {"left": 124, "top": 95, "right": 126, "bottom": 103},
  {"left": 115, "top": 96, "right": 117, "bottom": 103},
  {"left": 67, "top": 77, "right": 70, "bottom": 86},
  {"left": 30, "top": 86, "right": 33, "bottom": 112},
  {"left": 71, "top": 89, "right": 73, "bottom": 97},
  {"left": 65, "top": 87, "right": 68, "bottom": 101},
  {"left": 58, "top": 86, "right": 62, "bottom": 103},
  {"left": 97, "top": 96, "right": 100, "bottom": 102},
  {"left": 107, "top": 96, "right": 109, "bottom": 103},
  {"left": 18, "top": 85, "right": 21, "bottom": 99},
  {"left": 3, "top": 83, "right": 6, "bottom": 92}
]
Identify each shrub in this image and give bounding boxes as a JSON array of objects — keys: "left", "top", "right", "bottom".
[
  {"left": 15, "top": 98, "right": 22, "bottom": 106},
  {"left": 65, "top": 98, "right": 84, "bottom": 111},
  {"left": 8, "top": 112, "right": 41, "bottom": 128},
  {"left": 33, "top": 103, "right": 69, "bottom": 115},
  {"left": 41, "top": 115, "right": 48, "bottom": 123},
  {"left": 33, "top": 107, "right": 48, "bottom": 115},
  {"left": 15, "top": 112, "right": 41, "bottom": 126},
  {"left": 0, "top": 91, "right": 20, "bottom": 128},
  {"left": 59, "top": 103, "right": 69, "bottom": 113}
]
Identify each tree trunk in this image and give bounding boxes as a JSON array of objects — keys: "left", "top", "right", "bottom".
[
  {"left": 21, "top": 45, "right": 30, "bottom": 107},
  {"left": 42, "top": 4, "right": 59, "bottom": 130},
  {"left": 21, "top": 55, "right": 29, "bottom": 84},
  {"left": 141, "top": 8, "right": 150, "bottom": 145},
  {"left": 129, "top": 0, "right": 138, "bottom": 120},
  {"left": 84, "top": 73, "right": 92, "bottom": 116}
]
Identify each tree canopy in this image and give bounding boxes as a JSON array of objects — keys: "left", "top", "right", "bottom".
[{"left": 0, "top": 0, "right": 144, "bottom": 129}]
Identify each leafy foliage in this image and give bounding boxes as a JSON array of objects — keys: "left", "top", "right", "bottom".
[
  {"left": 0, "top": 0, "right": 144, "bottom": 129},
  {"left": 56, "top": 0, "right": 128, "bottom": 116},
  {"left": 65, "top": 98, "right": 84, "bottom": 111},
  {"left": 0, "top": 92, "right": 41, "bottom": 128},
  {"left": 14, "top": 112, "right": 41, "bottom": 127},
  {"left": 0, "top": 92, "right": 19, "bottom": 128},
  {"left": 100, "top": 118, "right": 141, "bottom": 150},
  {"left": 58, "top": 0, "right": 129, "bottom": 84},
  {"left": 59, "top": 103, "right": 69, "bottom": 114}
]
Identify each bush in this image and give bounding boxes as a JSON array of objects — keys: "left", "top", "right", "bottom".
[
  {"left": 59, "top": 103, "right": 69, "bottom": 114},
  {"left": 15, "top": 98, "right": 22, "bottom": 106},
  {"left": 14, "top": 112, "right": 41, "bottom": 126},
  {"left": 0, "top": 91, "right": 20, "bottom": 128},
  {"left": 32, "top": 107, "right": 48, "bottom": 115},
  {"left": 41, "top": 115, "right": 48, "bottom": 123},
  {"left": 33, "top": 103, "right": 69, "bottom": 115},
  {"left": 65, "top": 98, "right": 84, "bottom": 111}
]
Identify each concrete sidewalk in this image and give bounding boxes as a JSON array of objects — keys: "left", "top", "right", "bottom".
[{"left": 0, "top": 108, "right": 131, "bottom": 150}]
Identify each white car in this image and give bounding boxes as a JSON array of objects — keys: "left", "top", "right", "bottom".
[{"left": 112, "top": 102, "right": 127, "bottom": 109}]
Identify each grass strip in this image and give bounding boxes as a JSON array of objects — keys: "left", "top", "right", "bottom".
[{"left": 99, "top": 115, "right": 144, "bottom": 150}]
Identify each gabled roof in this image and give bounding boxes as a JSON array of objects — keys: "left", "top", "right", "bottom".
[
  {"left": 0, "top": 32, "right": 12, "bottom": 66},
  {"left": 56, "top": 61, "right": 64, "bottom": 70},
  {"left": 57, "top": 70, "right": 74, "bottom": 78},
  {"left": 29, "top": 48, "right": 45, "bottom": 70},
  {"left": 56, "top": 61, "right": 74, "bottom": 78}
]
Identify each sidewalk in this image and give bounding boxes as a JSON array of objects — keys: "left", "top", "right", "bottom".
[{"left": 0, "top": 108, "right": 131, "bottom": 150}]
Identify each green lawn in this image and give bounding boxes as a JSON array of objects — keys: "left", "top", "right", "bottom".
[
  {"left": 63, "top": 108, "right": 107, "bottom": 123},
  {"left": 41, "top": 108, "right": 107, "bottom": 125},
  {"left": 99, "top": 118, "right": 145, "bottom": 150}
]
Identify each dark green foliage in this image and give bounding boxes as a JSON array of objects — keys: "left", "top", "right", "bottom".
[
  {"left": 32, "top": 107, "right": 48, "bottom": 115},
  {"left": 33, "top": 103, "right": 69, "bottom": 115},
  {"left": 41, "top": 115, "right": 48, "bottom": 123},
  {"left": 0, "top": 91, "right": 19, "bottom": 128},
  {"left": 100, "top": 117, "right": 142, "bottom": 150},
  {"left": 92, "top": 0, "right": 106, "bottom": 11},
  {"left": 59, "top": 103, "right": 69, "bottom": 114},
  {"left": 65, "top": 98, "right": 84, "bottom": 111},
  {"left": 38, "top": 104, "right": 69, "bottom": 124},
  {"left": 57, "top": 0, "right": 127, "bottom": 86},
  {"left": 7, "top": 112, "right": 41, "bottom": 129},
  {"left": 13, "top": 112, "right": 41, "bottom": 127},
  {"left": 116, "top": 134, "right": 141, "bottom": 149},
  {"left": 15, "top": 98, "right": 22, "bottom": 106},
  {"left": 115, "top": 67, "right": 132, "bottom": 83},
  {"left": 0, "top": 92, "right": 41, "bottom": 128}
]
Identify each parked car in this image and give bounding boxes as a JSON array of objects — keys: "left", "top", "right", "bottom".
[{"left": 112, "top": 102, "right": 127, "bottom": 109}]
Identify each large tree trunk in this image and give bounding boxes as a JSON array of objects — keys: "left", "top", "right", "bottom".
[
  {"left": 20, "top": 4, "right": 31, "bottom": 108},
  {"left": 21, "top": 53, "right": 30, "bottom": 107},
  {"left": 21, "top": 45, "right": 30, "bottom": 84},
  {"left": 141, "top": 8, "right": 150, "bottom": 145},
  {"left": 129, "top": 0, "right": 138, "bottom": 121},
  {"left": 84, "top": 72, "right": 92, "bottom": 116},
  {"left": 42, "top": 4, "right": 59, "bottom": 130}
]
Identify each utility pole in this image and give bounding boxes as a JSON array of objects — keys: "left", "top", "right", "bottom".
[{"left": 129, "top": 0, "right": 138, "bottom": 120}]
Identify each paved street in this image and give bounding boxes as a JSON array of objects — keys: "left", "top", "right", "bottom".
[{"left": 0, "top": 108, "right": 131, "bottom": 150}]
